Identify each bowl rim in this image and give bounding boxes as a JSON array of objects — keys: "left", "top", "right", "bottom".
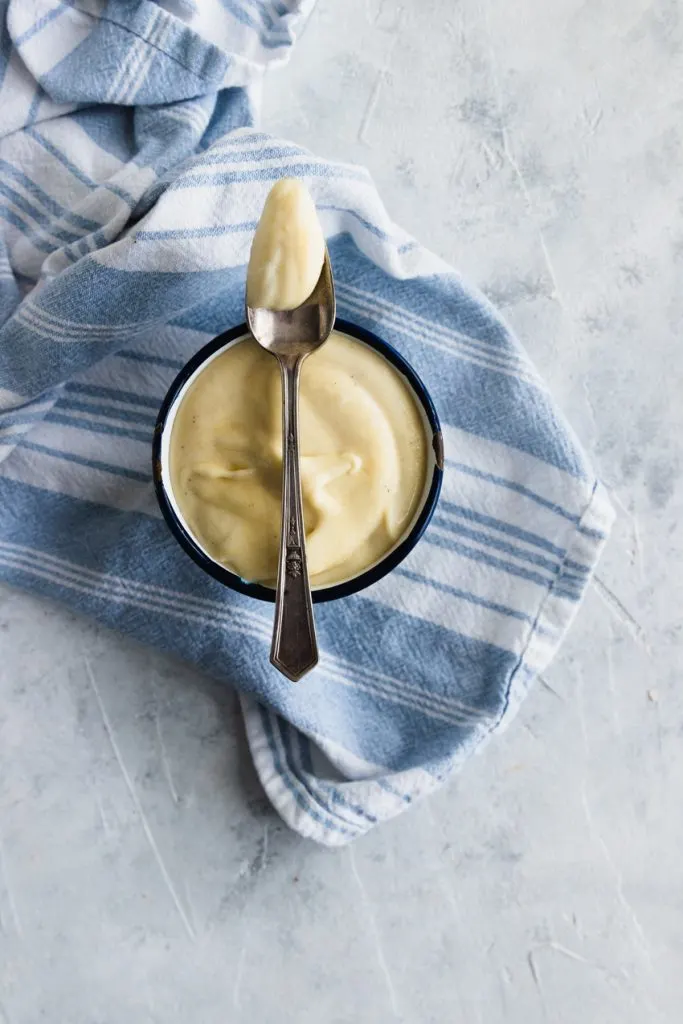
[{"left": 152, "top": 318, "right": 444, "bottom": 604}]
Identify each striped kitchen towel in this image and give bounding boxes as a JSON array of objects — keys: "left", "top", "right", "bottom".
[{"left": 0, "top": 0, "right": 613, "bottom": 845}]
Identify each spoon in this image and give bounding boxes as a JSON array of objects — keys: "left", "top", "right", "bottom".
[{"left": 246, "top": 250, "right": 336, "bottom": 681}]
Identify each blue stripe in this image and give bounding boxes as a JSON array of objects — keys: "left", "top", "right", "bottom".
[
  {"left": 278, "top": 720, "right": 362, "bottom": 830},
  {"left": 0, "top": 409, "right": 51, "bottom": 429},
  {"left": 0, "top": 389, "right": 57, "bottom": 410},
  {"left": 170, "top": 163, "right": 367, "bottom": 190},
  {"left": 0, "top": 413, "right": 44, "bottom": 430},
  {"left": 58, "top": 397, "right": 158, "bottom": 426},
  {"left": 14, "top": 3, "right": 67, "bottom": 45},
  {"left": 575, "top": 481, "right": 606, "bottom": 540},
  {"left": 377, "top": 779, "right": 412, "bottom": 804},
  {"left": 27, "top": 128, "right": 99, "bottom": 188},
  {"left": 424, "top": 530, "right": 554, "bottom": 590},
  {"left": 550, "top": 573, "right": 584, "bottom": 598},
  {"left": 19, "top": 305, "right": 146, "bottom": 338},
  {"left": 209, "top": 131, "right": 272, "bottom": 149},
  {"left": 27, "top": 129, "right": 136, "bottom": 206},
  {"left": 578, "top": 523, "right": 605, "bottom": 540},
  {"left": 445, "top": 459, "right": 582, "bottom": 525},
  {"left": 317, "top": 204, "right": 399, "bottom": 245},
  {"left": 0, "top": 414, "right": 43, "bottom": 431},
  {"left": 0, "top": 7, "right": 13, "bottom": 95},
  {"left": 557, "top": 574, "right": 587, "bottom": 593},
  {"left": 0, "top": 206, "right": 54, "bottom": 253},
  {"left": 0, "top": 181, "right": 82, "bottom": 244},
  {"left": 440, "top": 500, "right": 568, "bottom": 559},
  {"left": 136, "top": 221, "right": 257, "bottom": 241},
  {"left": 297, "top": 732, "right": 378, "bottom": 826},
  {"left": 242, "top": 0, "right": 293, "bottom": 35},
  {"left": 0, "top": 158, "right": 102, "bottom": 232},
  {"left": 336, "top": 293, "right": 529, "bottom": 372},
  {"left": 218, "top": 0, "right": 289, "bottom": 47},
  {"left": 88, "top": 227, "right": 109, "bottom": 250},
  {"left": 25, "top": 85, "right": 46, "bottom": 128},
  {"left": 552, "top": 587, "right": 581, "bottom": 602},
  {"left": 54, "top": 238, "right": 83, "bottom": 266},
  {"left": 258, "top": 705, "right": 355, "bottom": 837},
  {"left": 45, "top": 411, "right": 151, "bottom": 444},
  {"left": 0, "top": 395, "right": 56, "bottom": 426},
  {"left": 337, "top": 297, "right": 537, "bottom": 387},
  {"left": 431, "top": 515, "right": 562, "bottom": 576},
  {"left": 188, "top": 143, "right": 302, "bottom": 169},
  {"left": 65, "top": 382, "right": 162, "bottom": 410},
  {"left": 395, "top": 568, "right": 533, "bottom": 622},
  {"left": 116, "top": 350, "right": 185, "bottom": 370},
  {"left": 564, "top": 557, "right": 592, "bottom": 576},
  {"left": 104, "top": 183, "right": 136, "bottom": 205},
  {"left": 17, "top": 440, "right": 151, "bottom": 482}
]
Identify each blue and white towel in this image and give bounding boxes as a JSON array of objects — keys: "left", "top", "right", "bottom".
[{"left": 0, "top": 0, "right": 613, "bottom": 845}]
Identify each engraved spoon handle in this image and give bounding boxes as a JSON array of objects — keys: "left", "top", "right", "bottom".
[{"left": 270, "top": 355, "right": 318, "bottom": 681}]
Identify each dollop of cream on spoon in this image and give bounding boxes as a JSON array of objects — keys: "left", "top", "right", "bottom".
[{"left": 246, "top": 178, "right": 325, "bottom": 311}]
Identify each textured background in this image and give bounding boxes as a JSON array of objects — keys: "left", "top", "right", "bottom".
[{"left": 2, "top": 1, "right": 682, "bottom": 1020}]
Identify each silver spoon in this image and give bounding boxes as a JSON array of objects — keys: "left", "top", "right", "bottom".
[{"left": 246, "top": 250, "right": 336, "bottom": 681}]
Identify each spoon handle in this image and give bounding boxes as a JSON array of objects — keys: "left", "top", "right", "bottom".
[{"left": 270, "top": 356, "right": 318, "bottom": 681}]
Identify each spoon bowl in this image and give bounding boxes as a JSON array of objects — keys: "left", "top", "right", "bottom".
[{"left": 246, "top": 249, "right": 335, "bottom": 362}]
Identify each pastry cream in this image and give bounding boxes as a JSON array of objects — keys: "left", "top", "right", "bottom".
[
  {"left": 169, "top": 331, "right": 429, "bottom": 587},
  {"left": 246, "top": 178, "right": 325, "bottom": 310}
]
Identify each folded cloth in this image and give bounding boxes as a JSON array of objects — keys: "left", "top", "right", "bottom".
[{"left": 0, "top": 0, "right": 613, "bottom": 845}]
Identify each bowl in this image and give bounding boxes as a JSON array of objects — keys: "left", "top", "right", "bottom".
[{"left": 153, "top": 319, "right": 443, "bottom": 603}]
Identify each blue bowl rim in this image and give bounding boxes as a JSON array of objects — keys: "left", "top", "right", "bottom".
[{"left": 153, "top": 318, "right": 444, "bottom": 604}]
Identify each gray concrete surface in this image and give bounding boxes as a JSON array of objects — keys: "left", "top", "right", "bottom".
[{"left": 2, "top": 0, "right": 682, "bottom": 1020}]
